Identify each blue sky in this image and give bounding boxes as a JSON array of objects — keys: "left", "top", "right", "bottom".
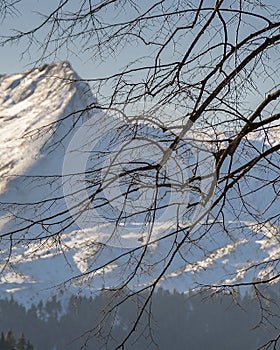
[
  {"left": 0, "top": 1, "right": 145, "bottom": 80},
  {"left": 1, "top": 2, "right": 108, "bottom": 78},
  {"left": 1, "top": 0, "right": 278, "bottom": 113}
]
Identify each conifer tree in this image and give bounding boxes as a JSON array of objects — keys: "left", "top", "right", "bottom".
[
  {"left": 6, "top": 330, "right": 16, "bottom": 349},
  {"left": 16, "top": 333, "right": 26, "bottom": 350}
]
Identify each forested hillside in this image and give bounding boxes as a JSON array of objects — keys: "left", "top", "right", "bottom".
[
  {"left": 0, "top": 330, "right": 33, "bottom": 350},
  {"left": 1, "top": 286, "right": 279, "bottom": 350}
]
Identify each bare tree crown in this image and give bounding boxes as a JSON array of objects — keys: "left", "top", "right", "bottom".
[{"left": 0, "top": 1, "right": 279, "bottom": 349}]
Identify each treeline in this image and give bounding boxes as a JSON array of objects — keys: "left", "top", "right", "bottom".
[
  {"left": 0, "top": 330, "right": 33, "bottom": 350},
  {"left": 0, "top": 285, "right": 279, "bottom": 349}
]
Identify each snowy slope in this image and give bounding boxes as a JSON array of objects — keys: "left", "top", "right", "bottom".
[
  {"left": 0, "top": 62, "right": 279, "bottom": 307},
  {"left": 0, "top": 61, "right": 98, "bottom": 304},
  {"left": 0, "top": 62, "right": 92, "bottom": 190}
]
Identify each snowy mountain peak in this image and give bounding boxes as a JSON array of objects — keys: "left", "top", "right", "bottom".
[
  {"left": 0, "top": 62, "right": 279, "bottom": 307},
  {"left": 1, "top": 61, "right": 76, "bottom": 105},
  {"left": 0, "top": 61, "right": 95, "bottom": 193}
]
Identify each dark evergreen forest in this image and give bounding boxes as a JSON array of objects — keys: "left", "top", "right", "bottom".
[
  {"left": 1, "top": 286, "right": 279, "bottom": 350},
  {"left": 0, "top": 330, "right": 33, "bottom": 350}
]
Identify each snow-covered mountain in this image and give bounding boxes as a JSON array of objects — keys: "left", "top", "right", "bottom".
[
  {"left": 0, "top": 61, "right": 98, "bottom": 304},
  {"left": 0, "top": 62, "right": 279, "bottom": 307}
]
